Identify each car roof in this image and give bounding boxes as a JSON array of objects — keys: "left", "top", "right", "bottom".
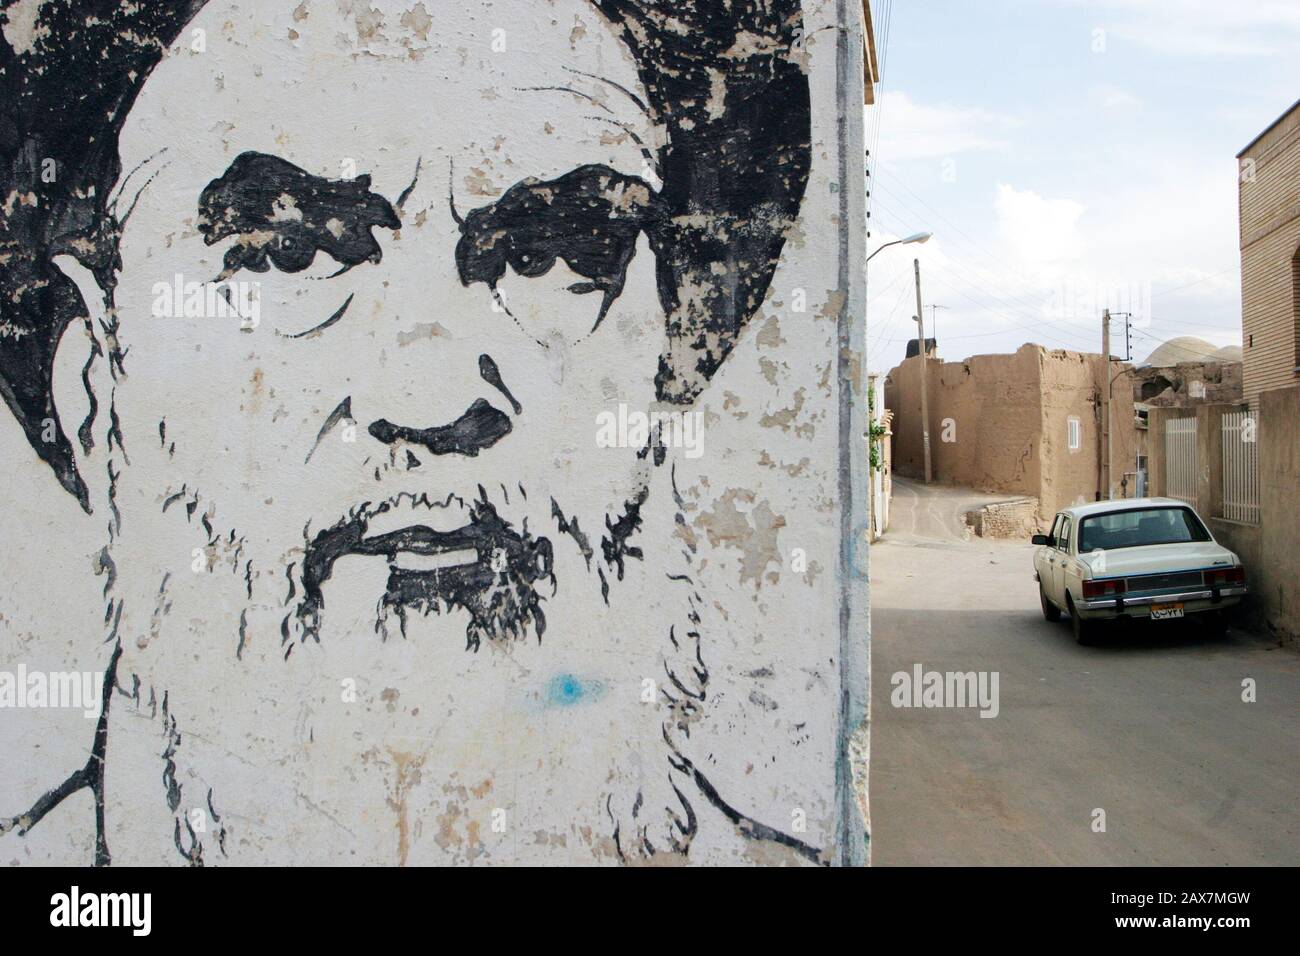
[{"left": 1056, "top": 498, "right": 1193, "bottom": 520}]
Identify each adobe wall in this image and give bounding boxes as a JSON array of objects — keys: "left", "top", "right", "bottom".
[
  {"left": 885, "top": 344, "right": 1044, "bottom": 501},
  {"left": 885, "top": 343, "right": 1129, "bottom": 521}
]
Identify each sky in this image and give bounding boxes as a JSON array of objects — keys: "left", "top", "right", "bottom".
[{"left": 864, "top": 0, "right": 1300, "bottom": 373}]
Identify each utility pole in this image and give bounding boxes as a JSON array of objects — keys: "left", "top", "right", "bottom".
[
  {"left": 1107, "top": 310, "right": 1134, "bottom": 361},
  {"left": 914, "top": 258, "right": 932, "bottom": 483},
  {"left": 927, "top": 304, "right": 947, "bottom": 342},
  {"left": 1100, "top": 308, "right": 1111, "bottom": 501}
]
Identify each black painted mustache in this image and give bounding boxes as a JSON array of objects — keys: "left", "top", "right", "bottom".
[
  {"left": 351, "top": 522, "right": 551, "bottom": 576},
  {"left": 367, "top": 397, "right": 511, "bottom": 457},
  {"left": 297, "top": 489, "right": 554, "bottom": 649}
]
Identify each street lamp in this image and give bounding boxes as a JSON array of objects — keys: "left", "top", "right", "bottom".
[
  {"left": 866, "top": 231, "right": 931, "bottom": 264},
  {"left": 866, "top": 231, "right": 934, "bottom": 482}
]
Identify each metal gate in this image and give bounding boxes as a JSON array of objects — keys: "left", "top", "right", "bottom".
[
  {"left": 1221, "top": 410, "right": 1259, "bottom": 523},
  {"left": 1165, "top": 417, "right": 1197, "bottom": 507}
]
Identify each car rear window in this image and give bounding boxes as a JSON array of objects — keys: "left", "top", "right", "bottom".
[{"left": 1078, "top": 507, "right": 1211, "bottom": 552}]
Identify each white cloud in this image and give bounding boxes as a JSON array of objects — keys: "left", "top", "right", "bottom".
[
  {"left": 866, "top": 161, "right": 1247, "bottom": 373},
  {"left": 994, "top": 184, "right": 1086, "bottom": 265},
  {"left": 860, "top": 2, "right": 1288, "bottom": 372},
  {"left": 869, "top": 91, "right": 1020, "bottom": 161},
  {"left": 1089, "top": 84, "right": 1141, "bottom": 110},
  {"left": 1078, "top": 0, "right": 1300, "bottom": 57}
]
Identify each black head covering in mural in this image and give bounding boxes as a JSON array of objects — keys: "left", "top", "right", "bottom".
[
  {"left": 0, "top": 0, "right": 811, "bottom": 512},
  {"left": 0, "top": 1, "right": 208, "bottom": 511},
  {"left": 455, "top": 0, "right": 812, "bottom": 405}
]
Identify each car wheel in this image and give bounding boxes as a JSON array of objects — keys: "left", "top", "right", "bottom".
[
  {"left": 1039, "top": 581, "right": 1061, "bottom": 622},
  {"left": 1069, "top": 598, "right": 1097, "bottom": 646}
]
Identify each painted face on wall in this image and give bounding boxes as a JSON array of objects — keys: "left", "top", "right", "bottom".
[
  {"left": 103, "top": 2, "right": 673, "bottom": 651},
  {"left": 14, "top": 0, "right": 814, "bottom": 865},
  {"left": 74, "top": 0, "right": 698, "bottom": 864}
]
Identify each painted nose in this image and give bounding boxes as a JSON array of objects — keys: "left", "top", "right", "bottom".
[{"left": 367, "top": 398, "right": 511, "bottom": 457}]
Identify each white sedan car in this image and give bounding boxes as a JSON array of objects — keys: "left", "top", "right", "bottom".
[{"left": 1032, "top": 498, "right": 1247, "bottom": 644}]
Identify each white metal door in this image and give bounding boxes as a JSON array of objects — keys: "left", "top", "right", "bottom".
[{"left": 1165, "top": 417, "right": 1197, "bottom": 507}]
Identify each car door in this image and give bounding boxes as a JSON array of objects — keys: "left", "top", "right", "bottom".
[
  {"left": 1050, "top": 516, "right": 1073, "bottom": 606},
  {"left": 1036, "top": 514, "right": 1061, "bottom": 592}
]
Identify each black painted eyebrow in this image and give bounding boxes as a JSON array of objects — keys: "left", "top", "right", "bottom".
[{"left": 198, "top": 151, "right": 400, "bottom": 278}]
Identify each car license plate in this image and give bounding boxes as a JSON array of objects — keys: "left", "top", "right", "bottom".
[{"left": 1150, "top": 603, "right": 1184, "bottom": 620}]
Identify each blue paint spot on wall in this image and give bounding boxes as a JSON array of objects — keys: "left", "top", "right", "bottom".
[{"left": 544, "top": 673, "right": 604, "bottom": 708}]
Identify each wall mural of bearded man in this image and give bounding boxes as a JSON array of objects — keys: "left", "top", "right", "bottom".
[{"left": 0, "top": 0, "right": 868, "bottom": 866}]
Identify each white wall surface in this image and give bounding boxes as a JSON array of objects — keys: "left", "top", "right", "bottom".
[{"left": 0, "top": 0, "right": 868, "bottom": 866}]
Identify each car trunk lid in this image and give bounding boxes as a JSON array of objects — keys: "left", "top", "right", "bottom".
[{"left": 1079, "top": 543, "right": 1234, "bottom": 580}]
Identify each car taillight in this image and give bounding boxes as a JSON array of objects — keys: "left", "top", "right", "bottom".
[
  {"left": 1203, "top": 566, "right": 1245, "bottom": 587},
  {"left": 1082, "top": 578, "right": 1127, "bottom": 598}
]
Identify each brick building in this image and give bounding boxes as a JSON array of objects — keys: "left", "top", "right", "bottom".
[{"left": 1237, "top": 99, "right": 1300, "bottom": 407}]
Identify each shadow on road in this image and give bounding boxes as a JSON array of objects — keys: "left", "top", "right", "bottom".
[{"left": 869, "top": 479, "right": 1300, "bottom": 866}]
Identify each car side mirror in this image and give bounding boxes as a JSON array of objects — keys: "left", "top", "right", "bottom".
[{"left": 1031, "top": 534, "right": 1049, "bottom": 545}]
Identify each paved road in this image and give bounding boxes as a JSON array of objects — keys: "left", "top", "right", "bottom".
[{"left": 869, "top": 477, "right": 1300, "bottom": 865}]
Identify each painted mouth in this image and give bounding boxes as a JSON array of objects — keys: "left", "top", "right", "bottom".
[{"left": 298, "top": 488, "right": 554, "bottom": 648}]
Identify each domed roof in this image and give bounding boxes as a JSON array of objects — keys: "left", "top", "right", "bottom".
[
  {"left": 1210, "top": 344, "right": 1243, "bottom": 363},
  {"left": 1140, "top": 335, "right": 1219, "bottom": 367}
]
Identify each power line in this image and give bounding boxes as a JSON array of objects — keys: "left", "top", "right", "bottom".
[
  {"left": 858, "top": 38, "right": 1244, "bottom": 366},
  {"left": 1150, "top": 268, "right": 1239, "bottom": 299},
  {"left": 865, "top": 214, "right": 1096, "bottom": 354},
  {"left": 874, "top": 164, "right": 1246, "bottom": 345},
  {"left": 1142, "top": 314, "right": 1244, "bottom": 335},
  {"left": 860, "top": 3, "right": 1092, "bottom": 364},
  {"left": 869, "top": 176, "right": 1072, "bottom": 321},
  {"left": 871, "top": 169, "right": 1066, "bottom": 320},
  {"left": 864, "top": 0, "right": 893, "bottom": 233},
  {"left": 868, "top": 194, "right": 1095, "bottom": 349},
  {"left": 869, "top": 271, "right": 919, "bottom": 354},
  {"left": 868, "top": 182, "right": 1144, "bottom": 350},
  {"left": 867, "top": 193, "right": 1050, "bottom": 325},
  {"left": 1128, "top": 326, "right": 1236, "bottom": 363},
  {"left": 872, "top": 166, "right": 1240, "bottom": 337},
  {"left": 920, "top": 270, "right": 1095, "bottom": 352}
]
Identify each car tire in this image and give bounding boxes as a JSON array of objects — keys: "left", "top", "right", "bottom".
[
  {"left": 1040, "top": 582, "right": 1061, "bottom": 622},
  {"left": 1069, "top": 597, "right": 1097, "bottom": 646}
]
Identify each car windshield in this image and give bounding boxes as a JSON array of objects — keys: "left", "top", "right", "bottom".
[{"left": 1078, "top": 506, "right": 1211, "bottom": 552}]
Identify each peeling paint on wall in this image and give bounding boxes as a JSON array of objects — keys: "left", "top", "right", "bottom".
[{"left": 0, "top": 0, "right": 868, "bottom": 866}]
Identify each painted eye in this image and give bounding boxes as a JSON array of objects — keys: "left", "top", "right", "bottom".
[
  {"left": 223, "top": 250, "right": 359, "bottom": 339},
  {"left": 275, "top": 293, "right": 355, "bottom": 341}
]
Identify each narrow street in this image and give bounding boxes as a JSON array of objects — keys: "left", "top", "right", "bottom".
[{"left": 869, "top": 477, "right": 1300, "bottom": 865}]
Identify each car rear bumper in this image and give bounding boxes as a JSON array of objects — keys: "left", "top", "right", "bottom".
[{"left": 1076, "top": 586, "right": 1247, "bottom": 619}]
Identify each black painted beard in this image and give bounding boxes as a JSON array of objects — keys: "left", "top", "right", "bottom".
[
  {"left": 297, "top": 486, "right": 555, "bottom": 651},
  {"left": 124, "top": 477, "right": 647, "bottom": 656}
]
